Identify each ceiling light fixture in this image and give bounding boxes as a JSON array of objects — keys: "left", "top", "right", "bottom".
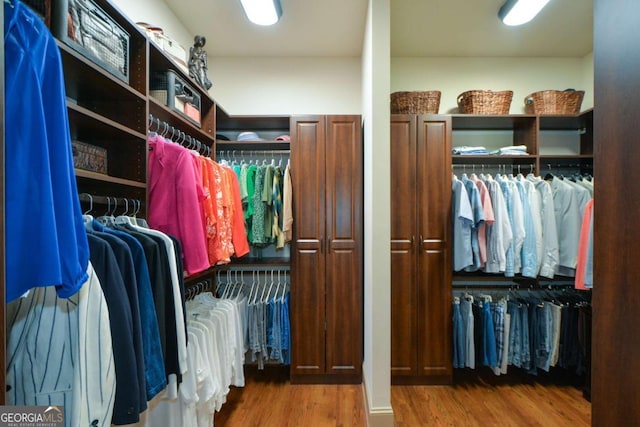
[
  {"left": 499, "top": 0, "right": 551, "bottom": 26},
  {"left": 240, "top": 0, "right": 282, "bottom": 26}
]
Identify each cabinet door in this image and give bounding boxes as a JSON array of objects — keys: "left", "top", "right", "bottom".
[
  {"left": 390, "top": 115, "right": 419, "bottom": 377},
  {"left": 416, "top": 116, "right": 453, "bottom": 379},
  {"left": 325, "top": 115, "right": 363, "bottom": 378},
  {"left": 290, "top": 116, "right": 327, "bottom": 376}
]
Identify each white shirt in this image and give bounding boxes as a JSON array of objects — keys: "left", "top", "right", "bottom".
[{"left": 529, "top": 176, "right": 559, "bottom": 278}]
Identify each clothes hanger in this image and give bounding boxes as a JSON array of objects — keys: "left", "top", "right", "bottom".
[
  {"left": 81, "top": 193, "right": 95, "bottom": 229},
  {"left": 96, "top": 197, "right": 116, "bottom": 227}
]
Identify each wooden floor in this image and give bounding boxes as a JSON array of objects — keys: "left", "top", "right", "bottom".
[{"left": 214, "top": 369, "right": 591, "bottom": 426}]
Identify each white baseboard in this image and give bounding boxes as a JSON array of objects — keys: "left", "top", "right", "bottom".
[{"left": 361, "top": 379, "right": 394, "bottom": 427}]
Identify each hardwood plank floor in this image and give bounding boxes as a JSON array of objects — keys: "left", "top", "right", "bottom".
[
  {"left": 214, "top": 369, "right": 590, "bottom": 426},
  {"left": 215, "top": 367, "right": 366, "bottom": 427},
  {"left": 392, "top": 374, "right": 591, "bottom": 427}
]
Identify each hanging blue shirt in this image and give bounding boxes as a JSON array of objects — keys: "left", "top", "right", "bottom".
[{"left": 5, "top": 1, "right": 89, "bottom": 301}]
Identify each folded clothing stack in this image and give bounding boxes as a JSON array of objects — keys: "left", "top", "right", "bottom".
[
  {"left": 489, "top": 145, "right": 529, "bottom": 156},
  {"left": 452, "top": 146, "right": 489, "bottom": 155}
]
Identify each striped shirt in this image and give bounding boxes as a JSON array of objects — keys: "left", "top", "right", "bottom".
[{"left": 7, "top": 263, "right": 116, "bottom": 427}]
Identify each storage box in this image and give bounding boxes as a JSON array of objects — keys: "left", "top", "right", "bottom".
[
  {"left": 151, "top": 70, "right": 202, "bottom": 127},
  {"left": 158, "top": 33, "right": 189, "bottom": 74},
  {"left": 52, "top": 0, "right": 130, "bottom": 83},
  {"left": 72, "top": 140, "right": 107, "bottom": 174}
]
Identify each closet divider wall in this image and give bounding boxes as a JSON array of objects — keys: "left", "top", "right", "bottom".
[{"left": 592, "top": 0, "right": 640, "bottom": 423}]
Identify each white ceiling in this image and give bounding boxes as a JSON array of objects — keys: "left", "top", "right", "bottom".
[{"left": 164, "top": 0, "right": 593, "bottom": 58}]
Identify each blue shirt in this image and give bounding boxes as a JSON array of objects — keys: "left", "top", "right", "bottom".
[
  {"left": 462, "top": 174, "right": 485, "bottom": 272},
  {"left": 452, "top": 177, "right": 474, "bottom": 271},
  {"left": 5, "top": 2, "right": 89, "bottom": 301},
  {"left": 514, "top": 180, "right": 538, "bottom": 278},
  {"left": 92, "top": 221, "right": 167, "bottom": 400}
]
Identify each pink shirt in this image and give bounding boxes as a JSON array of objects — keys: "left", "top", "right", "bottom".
[
  {"left": 472, "top": 174, "right": 495, "bottom": 267},
  {"left": 575, "top": 198, "right": 594, "bottom": 290},
  {"left": 148, "top": 135, "right": 210, "bottom": 275}
]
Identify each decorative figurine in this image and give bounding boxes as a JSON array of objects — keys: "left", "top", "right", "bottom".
[{"left": 188, "top": 35, "right": 213, "bottom": 90}]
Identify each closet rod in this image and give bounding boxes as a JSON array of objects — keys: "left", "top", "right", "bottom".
[
  {"left": 148, "top": 113, "right": 211, "bottom": 157},
  {"left": 216, "top": 149, "right": 291, "bottom": 156},
  {"left": 215, "top": 265, "right": 291, "bottom": 273},
  {"left": 185, "top": 278, "right": 213, "bottom": 300},
  {"left": 451, "top": 163, "right": 535, "bottom": 168},
  {"left": 79, "top": 193, "right": 145, "bottom": 213}
]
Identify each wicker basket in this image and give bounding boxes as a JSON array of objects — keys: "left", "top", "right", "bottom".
[
  {"left": 391, "top": 91, "right": 441, "bottom": 114},
  {"left": 524, "top": 90, "right": 585, "bottom": 115},
  {"left": 457, "top": 90, "right": 513, "bottom": 115}
]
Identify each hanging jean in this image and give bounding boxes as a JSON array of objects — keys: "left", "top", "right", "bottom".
[
  {"left": 482, "top": 300, "right": 498, "bottom": 367},
  {"left": 452, "top": 299, "right": 465, "bottom": 368},
  {"left": 507, "top": 301, "right": 522, "bottom": 368},
  {"left": 460, "top": 296, "right": 475, "bottom": 369}
]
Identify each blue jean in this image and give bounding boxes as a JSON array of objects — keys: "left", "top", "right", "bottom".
[
  {"left": 453, "top": 300, "right": 465, "bottom": 368},
  {"left": 507, "top": 302, "right": 522, "bottom": 368},
  {"left": 536, "top": 302, "right": 553, "bottom": 372},
  {"left": 520, "top": 303, "right": 531, "bottom": 370},
  {"left": 460, "top": 296, "right": 475, "bottom": 369},
  {"left": 482, "top": 301, "right": 498, "bottom": 367}
]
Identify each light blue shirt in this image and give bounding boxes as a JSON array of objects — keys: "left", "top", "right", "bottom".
[
  {"left": 497, "top": 176, "right": 516, "bottom": 277},
  {"left": 514, "top": 180, "right": 538, "bottom": 278},
  {"left": 452, "top": 177, "right": 474, "bottom": 271},
  {"left": 462, "top": 174, "right": 485, "bottom": 272}
]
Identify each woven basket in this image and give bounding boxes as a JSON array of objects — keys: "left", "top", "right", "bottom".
[
  {"left": 457, "top": 90, "right": 513, "bottom": 115},
  {"left": 391, "top": 91, "right": 441, "bottom": 114},
  {"left": 524, "top": 90, "right": 585, "bottom": 115}
]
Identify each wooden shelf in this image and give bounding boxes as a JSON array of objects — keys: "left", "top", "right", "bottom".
[
  {"left": 539, "top": 154, "right": 594, "bottom": 159},
  {"left": 59, "top": 42, "right": 147, "bottom": 133},
  {"left": 539, "top": 112, "right": 592, "bottom": 130},
  {"left": 216, "top": 140, "right": 291, "bottom": 151},
  {"left": 184, "top": 266, "right": 217, "bottom": 284},
  {"left": 149, "top": 97, "right": 215, "bottom": 143},
  {"left": 67, "top": 101, "right": 146, "bottom": 140},
  {"left": 452, "top": 155, "right": 536, "bottom": 161},
  {"left": 75, "top": 169, "right": 146, "bottom": 188},
  {"left": 452, "top": 114, "right": 536, "bottom": 130},
  {"left": 58, "top": 41, "right": 145, "bottom": 100},
  {"left": 219, "top": 257, "right": 291, "bottom": 267},
  {"left": 216, "top": 110, "right": 291, "bottom": 132}
]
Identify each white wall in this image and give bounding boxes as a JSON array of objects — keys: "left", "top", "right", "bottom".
[
  {"left": 113, "top": 0, "right": 362, "bottom": 115},
  {"left": 362, "top": 0, "right": 393, "bottom": 426},
  {"left": 111, "top": 0, "right": 192, "bottom": 50},
  {"left": 582, "top": 52, "right": 594, "bottom": 109},
  {"left": 208, "top": 57, "right": 361, "bottom": 115},
  {"left": 391, "top": 57, "right": 591, "bottom": 114}
]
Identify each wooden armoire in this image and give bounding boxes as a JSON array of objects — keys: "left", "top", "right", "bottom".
[
  {"left": 390, "top": 114, "right": 452, "bottom": 384},
  {"left": 289, "top": 115, "right": 363, "bottom": 384}
]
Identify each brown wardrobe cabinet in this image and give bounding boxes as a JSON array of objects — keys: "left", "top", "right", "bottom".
[
  {"left": 290, "top": 115, "right": 364, "bottom": 384},
  {"left": 390, "top": 114, "right": 453, "bottom": 385}
]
